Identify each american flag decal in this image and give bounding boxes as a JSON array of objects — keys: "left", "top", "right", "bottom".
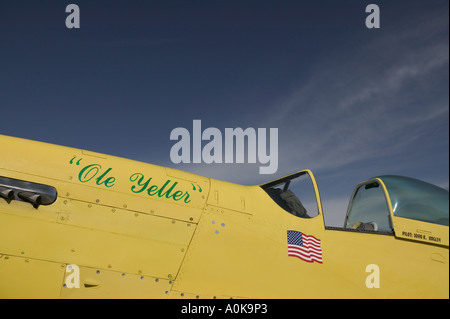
[{"left": 287, "top": 230, "right": 323, "bottom": 263}]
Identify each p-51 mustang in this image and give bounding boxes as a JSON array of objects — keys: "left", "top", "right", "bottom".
[{"left": 0, "top": 135, "right": 448, "bottom": 298}]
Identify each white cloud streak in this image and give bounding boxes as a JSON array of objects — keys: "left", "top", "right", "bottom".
[{"left": 263, "top": 11, "right": 449, "bottom": 178}]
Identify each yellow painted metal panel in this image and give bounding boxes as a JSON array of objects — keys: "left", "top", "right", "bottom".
[
  {"left": 175, "top": 183, "right": 448, "bottom": 298},
  {"left": 0, "top": 199, "right": 195, "bottom": 280},
  {"left": 206, "top": 179, "right": 252, "bottom": 215},
  {"left": 60, "top": 266, "right": 173, "bottom": 299},
  {"left": 392, "top": 216, "right": 449, "bottom": 247},
  {"left": 174, "top": 206, "right": 328, "bottom": 298},
  {"left": 0, "top": 255, "right": 64, "bottom": 299},
  {"left": 322, "top": 229, "right": 448, "bottom": 298}
]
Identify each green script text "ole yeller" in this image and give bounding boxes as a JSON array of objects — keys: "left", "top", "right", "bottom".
[
  {"left": 130, "top": 173, "right": 191, "bottom": 203},
  {"left": 77, "top": 164, "right": 192, "bottom": 203}
]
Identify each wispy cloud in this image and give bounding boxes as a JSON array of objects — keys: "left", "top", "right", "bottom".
[
  {"left": 169, "top": 6, "right": 448, "bottom": 226},
  {"left": 264, "top": 9, "right": 449, "bottom": 178},
  {"left": 171, "top": 7, "right": 448, "bottom": 187}
]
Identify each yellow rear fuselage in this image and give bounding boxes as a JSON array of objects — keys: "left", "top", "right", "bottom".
[{"left": 0, "top": 135, "right": 448, "bottom": 298}]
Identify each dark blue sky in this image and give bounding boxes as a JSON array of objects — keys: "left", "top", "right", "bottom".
[{"left": 1, "top": 0, "right": 448, "bottom": 225}]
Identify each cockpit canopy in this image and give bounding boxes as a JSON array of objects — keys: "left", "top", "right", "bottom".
[
  {"left": 380, "top": 175, "right": 449, "bottom": 226},
  {"left": 345, "top": 175, "right": 449, "bottom": 233}
]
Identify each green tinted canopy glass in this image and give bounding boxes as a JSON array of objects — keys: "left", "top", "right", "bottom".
[{"left": 379, "top": 175, "right": 449, "bottom": 226}]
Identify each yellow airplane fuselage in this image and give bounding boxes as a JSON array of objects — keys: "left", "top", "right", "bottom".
[{"left": 0, "top": 135, "right": 448, "bottom": 298}]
